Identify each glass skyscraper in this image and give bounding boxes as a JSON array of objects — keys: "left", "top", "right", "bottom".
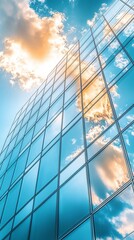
[{"left": 0, "top": 0, "right": 134, "bottom": 239}]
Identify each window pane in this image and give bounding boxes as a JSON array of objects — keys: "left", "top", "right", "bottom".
[
  {"left": 11, "top": 217, "right": 31, "bottom": 240},
  {"left": 64, "top": 219, "right": 92, "bottom": 240},
  {"left": 26, "top": 112, "right": 38, "bottom": 132},
  {"left": 97, "top": 27, "right": 115, "bottom": 54},
  {"left": 63, "top": 95, "right": 82, "bottom": 129},
  {"left": 110, "top": 67, "right": 134, "bottom": 117},
  {"left": 125, "top": 38, "right": 134, "bottom": 61},
  {"left": 1, "top": 219, "right": 13, "bottom": 239},
  {"left": 51, "top": 84, "right": 64, "bottom": 103},
  {"left": 14, "top": 200, "right": 33, "bottom": 227},
  {"left": 37, "top": 141, "right": 60, "bottom": 192},
  {"left": 27, "top": 133, "right": 44, "bottom": 166},
  {"left": 2, "top": 181, "right": 21, "bottom": 226},
  {"left": 30, "top": 194, "right": 57, "bottom": 240},
  {"left": 38, "top": 98, "right": 50, "bottom": 118},
  {"left": 48, "top": 95, "right": 63, "bottom": 122},
  {"left": 34, "top": 112, "right": 47, "bottom": 137},
  {"left": 9, "top": 142, "right": 21, "bottom": 167},
  {"left": 81, "top": 59, "right": 100, "bottom": 88},
  {"left": 1, "top": 164, "right": 15, "bottom": 196},
  {"left": 17, "top": 162, "right": 39, "bottom": 210},
  {"left": 103, "top": 50, "right": 131, "bottom": 85},
  {"left": 112, "top": 9, "right": 133, "bottom": 35},
  {"left": 44, "top": 113, "right": 62, "bottom": 147},
  {"left": 94, "top": 185, "right": 134, "bottom": 239},
  {"left": 65, "top": 78, "right": 80, "bottom": 105},
  {"left": 125, "top": 232, "right": 134, "bottom": 240},
  {"left": 0, "top": 154, "right": 11, "bottom": 178},
  {"left": 21, "top": 127, "right": 34, "bottom": 151},
  {"left": 119, "top": 107, "right": 134, "bottom": 130},
  {"left": 82, "top": 73, "right": 105, "bottom": 109},
  {"left": 87, "top": 123, "right": 118, "bottom": 160},
  {"left": 35, "top": 177, "right": 58, "bottom": 209},
  {"left": 122, "top": 123, "right": 134, "bottom": 174},
  {"left": 59, "top": 167, "right": 90, "bottom": 237},
  {"left": 85, "top": 93, "right": 114, "bottom": 145},
  {"left": 89, "top": 139, "right": 129, "bottom": 208},
  {"left": 60, "top": 152, "right": 85, "bottom": 185},
  {"left": 12, "top": 148, "right": 29, "bottom": 183},
  {"left": 61, "top": 119, "right": 84, "bottom": 170},
  {"left": 118, "top": 19, "right": 134, "bottom": 45}
]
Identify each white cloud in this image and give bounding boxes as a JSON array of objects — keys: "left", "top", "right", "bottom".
[
  {"left": 86, "top": 125, "right": 105, "bottom": 142},
  {"left": 131, "top": 131, "right": 134, "bottom": 136},
  {"left": 126, "top": 114, "right": 134, "bottom": 122},
  {"left": 126, "top": 138, "right": 130, "bottom": 146},
  {"left": 0, "top": 0, "right": 67, "bottom": 90},
  {"left": 124, "top": 20, "right": 134, "bottom": 37},
  {"left": 92, "top": 189, "right": 103, "bottom": 206},
  {"left": 109, "top": 40, "right": 120, "bottom": 50},
  {"left": 38, "top": 0, "right": 45, "bottom": 3},
  {"left": 115, "top": 53, "right": 129, "bottom": 69},
  {"left": 87, "top": 3, "right": 108, "bottom": 27},
  {"left": 65, "top": 146, "right": 84, "bottom": 163},
  {"left": 91, "top": 140, "right": 129, "bottom": 207},
  {"left": 112, "top": 208, "right": 134, "bottom": 237},
  {"left": 71, "top": 138, "right": 76, "bottom": 145}
]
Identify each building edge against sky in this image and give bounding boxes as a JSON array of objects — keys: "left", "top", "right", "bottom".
[{"left": 0, "top": 0, "right": 134, "bottom": 239}]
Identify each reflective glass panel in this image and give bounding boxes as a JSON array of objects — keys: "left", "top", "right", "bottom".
[
  {"left": 21, "top": 127, "right": 34, "bottom": 151},
  {"left": 123, "top": 123, "right": 134, "bottom": 173},
  {"left": 12, "top": 148, "right": 29, "bottom": 183},
  {"left": 82, "top": 74, "right": 105, "bottom": 109},
  {"left": 34, "top": 112, "right": 47, "bottom": 136},
  {"left": 2, "top": 181, "right": 21, "bottom": 226},
  {"left": 37, "top": 140, "right": 60, "bottom": 191},
  {"left": 89, "top": 139, "right": 129, "bottom": 208},
  {"left": 119, "top": 107, "right": 134, "bottom": 130},
  {"left": 85, "top": 93, "right": 114, "bottom": 145},
  {"left": 35, "top": 177, "right": 58, "bottom": 209},
  {"left": 61, "top": 119, "right": 84, "bottom": 170},
  {"left": 27, "top": 133, "right": 44, "bottom": 166},
  {"left": 103, "top": 50, "right": 131, "bottom": 85},
  {"left": 87, "top": 123, "right": 118, "bottom": 160},
  {"left": 59, "top": 167, "right": 90, "bottom": 237},
  {"left": 44, "top": 113, "right": 62, "bottom": 147},
  {"left": 125, "top": 38, "right": 134, "bottom": 61},
  {"left": 64, "top": 219, "right": 92, "bottom": 240},
  {"left": 30, "top": 194, "right": 57, "bottom": 240},
  {"left": 60, "top": 152, "right": 85, "bottom": 185},
  {"left": 94, "top": 185, "right": 134, "bottom": 239},
  {"left": 17, "top": 162, "right": 39, "bottom": 210},
  {"left": 110, "top": 67, "right": 134, "bottom": 117},
  {"left": 11, "top": 217, "right": 31, "bottom": 240},
  {"left": 63, "top": 95, "right": 82, "bottom": 129}
]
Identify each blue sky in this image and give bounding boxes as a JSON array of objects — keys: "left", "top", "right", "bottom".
[{"left": 0, "top": 0, "right": 113, "bottom": 151}]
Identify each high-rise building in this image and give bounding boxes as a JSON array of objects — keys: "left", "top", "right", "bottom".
[{"left": 0, "top": 0, "right": 134, "bottom": 239}]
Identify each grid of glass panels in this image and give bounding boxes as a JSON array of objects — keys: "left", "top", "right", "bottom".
[{"left": 0, "top": 0, "right": 134, "bottom": 239}]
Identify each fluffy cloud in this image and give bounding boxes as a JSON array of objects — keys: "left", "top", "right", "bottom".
[
  {"left": 113, "top": 208, "right": 134, "bottom": 237},
  {"left": 109, "top": 40, "right": 120, "bottom": 50},
  {"left": 102, "top": 12, "right": 133, "bottom": 46},
  {"left": 115, "top": 53, "right": 129, "bottom": 69},
  {"left": 87, "top": 3, "right": 108, "bottom": 26},
  {"left": 0, "top": 0, "right": 67, "bottom": 89},
  {"left": 69, "top": 56, "right": 114, "bottom": 125},
  {"left": 65, "top": 146, "right": 84, "bottom": 163},
  {"left": 89, "top": 138, "right": 129, "bottom": 208},
  {"left": 95, "top": 185, "right": 134, "bottom": 239}
]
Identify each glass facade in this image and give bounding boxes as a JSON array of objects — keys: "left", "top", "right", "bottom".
[{"left": 0, "top": 0, "right": 134, "bottom": 239}]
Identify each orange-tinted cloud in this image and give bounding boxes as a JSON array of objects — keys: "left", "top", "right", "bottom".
[{"left": 0, "top": 0, "right": 67, "bottom": 89}]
